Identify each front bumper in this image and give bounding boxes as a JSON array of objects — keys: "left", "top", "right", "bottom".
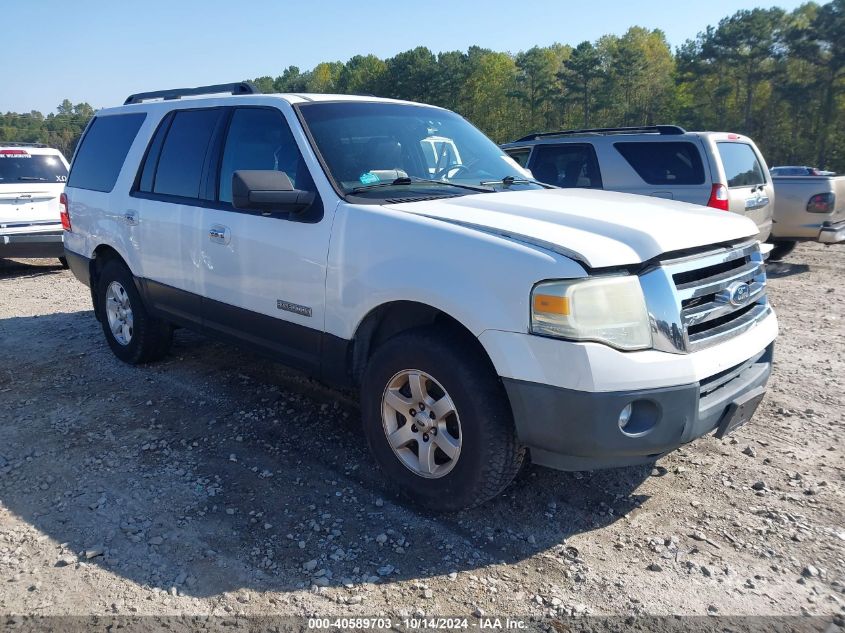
[
  {"left": 503, "top": 344, "right": 773, "bottom": 471},
  {"left": 0, "top": 225, "right": 64, "bottom": 259}
]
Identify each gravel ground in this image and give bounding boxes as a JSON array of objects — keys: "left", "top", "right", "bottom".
[{"left": 0, "top": 243, "right": 842, "bottom": 622}]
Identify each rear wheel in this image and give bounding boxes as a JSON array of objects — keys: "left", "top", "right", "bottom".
[
  {"left": 768, "top": 240, "right": 797, "bottom": 261},
  {"left": 361, "top": 328, "right": 524, "bottom": 511},
  {"left": 96, "top": 259, "right": 172, "bottom": 364}
]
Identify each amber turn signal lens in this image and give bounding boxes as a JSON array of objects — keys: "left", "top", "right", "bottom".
[{"left": 533, "top": 294, "right": 569, "bottom": 315}]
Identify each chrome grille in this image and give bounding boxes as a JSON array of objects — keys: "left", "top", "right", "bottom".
[{"left": 641, "top": 240, "right": 771, "bottom": 354}]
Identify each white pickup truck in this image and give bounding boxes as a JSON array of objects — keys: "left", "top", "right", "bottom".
[
  {"left": 62, "top": 84, "right": 778, "bottom": 510},
  {"left": 769, "top": 174, "right": 845, "bottom": 259}
]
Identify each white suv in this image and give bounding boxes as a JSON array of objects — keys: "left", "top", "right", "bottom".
[
  {"left": 63, "top": 83, "right": 778, "bottom": 510},
  {"left": 0, "top": 143, "right": 70, "bottom": 265}
]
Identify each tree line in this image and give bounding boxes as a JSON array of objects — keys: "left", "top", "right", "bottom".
[
  {"left": 0, "top": 100, "right": 93, "bottom": 158},
  {"left": 2, "top": 1, "right": 843, "bottom": 171}
]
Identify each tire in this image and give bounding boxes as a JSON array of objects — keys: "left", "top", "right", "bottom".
[
  {"left": 96, "top": 258, "right": 172, "bottom": 364},
  {"left": 767, "top": 240, "right": 797, "bottom": 261},
  {"left": 361, "top": 328, "right": 524, "bottom": 512},
  {"left": 58, "top": 256, "right": 69, "bottom": 269}
]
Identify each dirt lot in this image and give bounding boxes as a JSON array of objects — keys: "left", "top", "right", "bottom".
[{"left": 0, "top": 243, "right": 842, "bottom": 622}]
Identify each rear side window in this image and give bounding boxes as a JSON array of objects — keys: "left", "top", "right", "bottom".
[
  {"left": 717, "top": 142, "right": 765, "bottom": 188},
  {"left": 153, "top": 109, "right": 222, "bottom": 199},
  {"left": 0, "top": 152, "right": 67, "bottom": 184},
  {"left": 67, "top": 113, "right": 146, "bottom": 192},
  {"left": 614, "top": 141, "right": 704, "bottom": 185},
  {"left": 530, "top": 144, "right": 602, "bottom": 188}
]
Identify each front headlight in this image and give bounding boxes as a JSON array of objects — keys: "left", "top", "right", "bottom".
[{"left": 530, "top": 276, "right": 652, "bottom": 351}]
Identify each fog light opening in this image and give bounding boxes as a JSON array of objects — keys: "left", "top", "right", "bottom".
[
  {"left": 618, "top": 404, "right": 633, "bottom": 431},
  {"left": 617, "top": 400, "right": 659, "bottom": 437}
]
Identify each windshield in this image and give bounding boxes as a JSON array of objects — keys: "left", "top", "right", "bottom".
[
  {"left": 297, "top": 102, "right": 541, "bottom": 199},
  {"left": 0, "top": 152, "right": 68, "bottom": 184}
]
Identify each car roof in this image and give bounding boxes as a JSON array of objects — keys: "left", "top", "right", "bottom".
[
  {"left": 501, "top": 130, "right": 753, "bottom": 148},
  {"left": 501, "top": 131, "right": 699, "bottom": 148},
  {"left": 95, "top": 93, "right": 440, "bottom": 117}
]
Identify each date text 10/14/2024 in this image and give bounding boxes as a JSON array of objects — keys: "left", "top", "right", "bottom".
[{"left": 307, "top": 617, "right": 529, "bottom": 630}]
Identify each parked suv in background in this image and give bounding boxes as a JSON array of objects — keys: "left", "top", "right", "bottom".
[
  {"left": 0, "top": 143, "right": 70, "bottom": 266},
  {"left": 501, "top": 126, "right": 774, "bottom": 242},
  {"left": 63, "top": 84, "right": 777, "bottom": 511}
]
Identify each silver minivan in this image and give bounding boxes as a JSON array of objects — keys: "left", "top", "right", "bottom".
[{"left": 501, "top": 126, "right": 774, "bottom": 242}]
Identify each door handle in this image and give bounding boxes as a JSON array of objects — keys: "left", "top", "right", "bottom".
[
  {"left": 744, "top": 194, "right": 770, "bottom": 211},
  {"left": 123, "top": 210, "right": 138, "bottom": 226},
  {"left": 208, "top": 224, "right": 231, "bottom": 245}
]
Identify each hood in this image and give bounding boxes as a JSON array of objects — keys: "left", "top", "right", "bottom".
[{"left": 391, "top": 189, "right": 758, "bottom": 268}]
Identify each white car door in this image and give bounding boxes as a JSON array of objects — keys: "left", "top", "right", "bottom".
[
  {"left": 199, "top": 105, "right": 334, "bottom": 372},
  {"left": 133, "top": 108, "right": 227, "bottom": 323}
]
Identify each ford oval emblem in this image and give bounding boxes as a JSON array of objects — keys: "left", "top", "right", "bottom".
[{"left": 730, "top": 282, "right": 750, "bottom": 306}]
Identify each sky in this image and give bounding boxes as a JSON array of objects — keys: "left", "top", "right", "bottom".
[{"left": 2, "top": 0, "right": 807, "bottom": 114}]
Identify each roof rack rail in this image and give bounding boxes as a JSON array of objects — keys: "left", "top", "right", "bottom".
[
  {"left": 513, "top": 125, "right": 687, "bottom": 143},
  {"left": 0, "top": 141, "right": 49, "bottom": 148},
  {"left": 124, "top": 81, "right": 259, "bottom": 105}
]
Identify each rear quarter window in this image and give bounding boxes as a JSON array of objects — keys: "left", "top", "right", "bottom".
[
  {"left": 614, "top": 141, "right": 705, "bottom": 185},
  {"left": 504, "top": 148, "right": 531, "bottom": 168},
  {"left": 67, "top": 113, "right": 146, "bottom": 193},
  {"left": 717, "top": 142, "right": 766, "bottom": 188}
]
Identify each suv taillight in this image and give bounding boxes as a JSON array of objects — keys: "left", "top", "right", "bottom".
[
  {"left": 807, "top": 192, "right": 835, "bottom": 214},
  {"left": 707, "top": 183, "right": 729, "bottom": 211},
  {"left": 59, "top": 192, "right": 71, "bottom": 231}
]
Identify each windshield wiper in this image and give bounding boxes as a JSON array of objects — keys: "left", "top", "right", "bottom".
[
  {"left": 479, "top": 175, "right": 553, "bottom": 188},
  {"left": 350, "top": 176, "right": 493, "bottom": 195}
]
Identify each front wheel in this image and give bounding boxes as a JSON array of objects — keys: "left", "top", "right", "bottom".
[
  {"left": 361, "top": 328, "right": 524, "bottom": 511},
  {"left": 96, "top": 259, "right": 172, "bottom": 364}
]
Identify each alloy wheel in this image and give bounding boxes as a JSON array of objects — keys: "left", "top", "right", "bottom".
[
  {"left": 105, "top": 281, "right": 134, "bottom": 346},
  {"left": 381, "top": 369, "right": 462, "bottom": 478}
]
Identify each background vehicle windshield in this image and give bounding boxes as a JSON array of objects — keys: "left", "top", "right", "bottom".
[
  {"left": 0, "top": 153, "right": 67, "bottom": 184},
  {"left": 298, "top": 102, "right": 539, "bottom": 196}
]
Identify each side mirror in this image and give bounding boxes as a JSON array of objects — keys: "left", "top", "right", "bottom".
[{"left": 232, "top": 170, "right": 315, "bottom": 213}]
